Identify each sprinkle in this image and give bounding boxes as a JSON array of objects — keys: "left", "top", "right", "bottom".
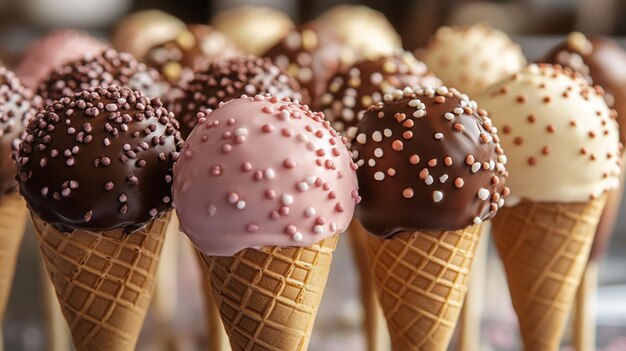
[
  {"left": 454, "top": 178, "right": 464, "bottom": 188},
  {"left": 433, "top": 191, "right": 443, "bottom": 202},
  {"left": 305, "top": 207, "right": 316, "bottom": 217},
  {"left": 392, "top": 140, "right": 403, "bottom": 151},
  {"left": 434, "top": 133, "right": 444, "bottom": 140},
  {"left": 313, "top": 225, "right": 324, "bottom": 234},
  {"left": 297, "top": 182, "right": 309, "bottom": 191},
  {"left": 478, "top": 188, "right": 490, "bottom": 201},
  {"left": 372, "top": 131, "right": 383, "bottom": 142},
  {"left": 439, "top": 175, "right": 448, "bottom": 183},
  {"left": 281, "top": 194, "right": 294, "bottom": 205},
  {"left": 444, "top": 112, "right": 455, "bottom": 120},
  {"left": 383, "top": 129, "right": 392, "bottom": 137},
  {"left": 473, "top": 217, "right": 483, "bottom": 225},
  {"left": 264, "top": 168, "right": 275, "bottom": 179},
  {"left": 444, "top": 157, "right": 452, "bottom": 166},
  {"left": 471, "top": 163, "right": 481, "bottom": 173},
  {"left": 236, "top": 201, "right": 246, "bottom": 209},
  {"left": 425, "top": 175, "right": 434, "bottom": 185},
  {"left": 356, "top": 133, "right": 367, "bottom": 144},
  {"left": 246, "top": 224, "right": 259, "bottom": 233},
  {"left": 410, "top": 155, "right": 420, "bottom": 164},
  {"left": 292, "top": 232, "right": 303, "bottom": 242},
  {"left": 374, "top": 171, "right": 385, "bottom": 181},
  {"left": 402, "top": 188, "right": 414, "bottom": 198},
  {"left": 374, "top": 148, "right": 384, "bottom": 158}
]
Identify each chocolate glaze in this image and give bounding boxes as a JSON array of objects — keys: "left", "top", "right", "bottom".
[
  {"left": 352, "top": 87, "right": 508, "bottom": 237},
  {"left": 539, "top": 33, "right": 626, "bottom": 142},
  {"left": 0, "top": 67, "right": 40, "bottom": 195},
  {"left": 145, "top": 24, "right": 241, "bottom": 83},
  {"left": 263, "top": 24, "right": 346, "bottom": 109},
  {"left": 17, "top": 86, "right": 182, "bottom": 233},
  {"left": 319, "top": 51, "right": 441, "bottom": 135},
  {"left": 171, "top": 55, "right": 308, "bottom": 138},
  {"left": 37, "top": 48, "right": 171, "bottom": 104}
]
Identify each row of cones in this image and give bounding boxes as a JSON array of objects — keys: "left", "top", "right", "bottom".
[{"left": 0, "top": 191, "right": 609, "bottom": 350}]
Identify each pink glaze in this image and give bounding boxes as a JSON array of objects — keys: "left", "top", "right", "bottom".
[{"left": 172, "top": 94, "right": 359, "bottom": 256}]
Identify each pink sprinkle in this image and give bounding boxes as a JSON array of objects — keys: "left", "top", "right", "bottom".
[
  {"left": 335, "top": 202, "right": 345, "bottom": 212},
  {"left": 332, "top": 148, "right": 340, "bottom": 156},
  {"left": 315, "top": 130, "right": 323, "bottom": 138},
  {"left": 222, "top": 144, "right": 232, "bottom": 153},
  {"left": 315, "top": 178, "right": 324, "bottom": 187},
  {"left": 227, "top": 118, "right": 235, "bottom": 125},
  {"left": 285, "top": 225, "right": 297, "bottom": 235},
  {"left": 241, "top": 162, "right": 252, "bottom": 172},
  {"left": 283, "top": 159, "right": 296, "bottom": 168},
  {"left": 262, "top": 124, "right": 274, "bottom": 133},
  {"left": 282, "top": 128, "right": 293, "bottom": 137},
  {"left": 246, "top": 224, "right": 259, "bottom": 233},
  {"left": 264, "top": 190, "right": 276, "bottom": 199},
  {"left": 227, "top": 193, "right": 238, "bottom": 204},
  {"left": 316, "top": 149, "right": 326, "bottom": 156},
  {"left": 234, "top": 136, "right": 245, "bottom": 144},
  {"left": 210, "top": 165, "right": 223, "bottom": 176},
  {"left": 316, "top": 159, "right": 323, "bottom": 166},
  {"left": 269, "top": 211, "right": 280, "bottom": 220},
  {"left": 253, "top": 171, "right": 263, "bottom": 181},
  {"left": 279, "top": 206, "right": 290, "bottom": 216},
  {"left": 392, "top": 140, "right": 404, "bottom": 151},
  {"left": 262, "top": 106, "right": 274, "bottom": 114},
  {"left": 222, "top": 131, "right": 231, "bottom": 139},
  {"left": 328, "top": 191, "right": 336, "bottom": 199},
  {"left": 323, "top": 183, "right": 331, "bottom": 191},
  {"left": 316, "top": 217, "right": 327, "bottom": 225}
]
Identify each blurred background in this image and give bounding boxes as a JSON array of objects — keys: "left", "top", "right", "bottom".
[{"left": 1, "top": 0, "right": 626, "bottom": 350}]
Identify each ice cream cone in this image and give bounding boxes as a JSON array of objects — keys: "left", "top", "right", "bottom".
[
  {"left": 196, "top": 234, "right": 339, "bottom": 351},
  {"left": 32, "top": 211, "right": 171, "bottom": 351},
  {"left": 0, "top": 192, "right": 29, "bottom": 324},
  {"left": 491, "top": 196, "right": 606, "bottom": 351},
  {"left": 365, "top": 223, "right": 483, "bottom": 351}
]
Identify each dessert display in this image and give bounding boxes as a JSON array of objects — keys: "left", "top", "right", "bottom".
[
  {"left": 539, "top": 32, "right": 626, "bottom": 260},
  {"left": 0, "top": 67, "right": 39, "bottom": 327},
  {"left": 211, "top": 6, "right": 294, "bottom": 55},
  {"left": 36, "top": 48, "right": 171, "bottom": 104},
  {"left": 419, "top": 24, "right": 526, "bottom": 96},
  {"left": 263, "top": 25, "right": 348, "bottom": 109},
  {"left": 171, "top": 55, "right": 308, "bottom": 138},
  {"left": 353, "top": 86, "right": 508, "bottom": 350},
  {"left": 15, "top": 30, "right": 108, "bottom": 90},
  {"left": 17, "top": 86, "right": 182, "bottom": 350},
  {"left": 113, "top": 10, "right": 240, "bottom": 83},
  {"left": 314, "top": 5, "right": 402, "bottom": 64},
  {"left": 172, "top": 94, "right": 359, "bottom": 349},
  {"left": 478, "top": 64, "right": 621, "bottom": 350},
  {"left": 319, "top": 51, "right": 441, "bottom": 134}
]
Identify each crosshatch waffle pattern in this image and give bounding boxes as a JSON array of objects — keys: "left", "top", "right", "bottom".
[
  {"left": 366, "top": 224, "right": 483, "bottom": 351},
  {"left": 492, "top": 196, "right": 606, "bottom": 351},
  {"left": 32, "top": 212, "right": 170, "bottom": 351},
  {"left": 0, "top": 192, "right": 29, "bottom": 322},
  {"left": 197, "top": 234, "right": 339, "bottom": 351}
]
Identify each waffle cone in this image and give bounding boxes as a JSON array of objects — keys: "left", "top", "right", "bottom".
[
  {"left": 0, "top": 192, "right": 29, "bottom": 323},
  {"left": 491, "top": 196, "right": 606, "bottom": 351},
  {"left": 196, "top": 234, "right": 339, "bottom": 351},
  {"left": 366, "top": 224, "right": 483, "bottom": 351},
  {"left": 32, "top": 211, "right": 171, "bottom": 351}
]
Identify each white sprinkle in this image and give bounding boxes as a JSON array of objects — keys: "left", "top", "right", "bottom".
[
  {"left": 425, "top": 175, "right": 434, "bottom": 185},
  {"left": 282, "top": 194, "right": 294, "bottom": 205},
  {"left": 264, "top": 168, "right": 276, "bottom": 179},
  {"left": 356, "top": 133, "right": 367, "bottom": 144},
  {"left": 444, "top": 112, "right": 455, "bottom": 120},
  {"left": 436, "top": 86, "right": 449, "bottom": 95},
  {"left": 383, "top": 128, "right": 392, "bottom": 137},
  {"left": 496, "top": 163, "right": 505, "bottom": 172},
  {"left": 357, "top": 159, "right": 365, "bottom": 167},
  {"left": 374, "top": 148, "right": 384, "bottom": 158},
  {"left": 434, "top": 133, "right": 444, "bottom": 140},
  {"left": 471, "top": 163, "right": 481, "bottom": 173},
  {"left": 297, "top": 182, "right": 309, "bottom": 191},
  {"left": 473, "top": 217, "right": 483, "bottom": 225},
  {"left": 305, "top": 207, "right": 316, "bottom": 217},
  {"left": 236, "top": 201, "right": 246, "bottom": 209},
  {"left": 408, "top": 99, "right": 422, "bottom": 107},
  {"left": 413, "top": 109, "right": 426, "bottom": 118},
  {"left": 292, "top": 232, "right": 303, "bottom": 242},
  {"left": 368, "top": 159, "right": 376, "bottom": 167},
  {"left": 433, "top": 191, "right": 443, "bottom": 202},
  {"left": 478, "top": 188, "right": 490, "bottom": 201},
  {"left": 374, "top": 171, "right": 385, "bottom": 181},
  {"left": 279, "top": 110, "right": 290, "bottom": 120},
  {"left": 234, "top": 128, "right": 248, "bottom": 136},
  {"left": 498, "top": 155, "right": 508, "bottom": 164},
  {"left": 498, "top": 198, "right": 505, "bottom": 207},
  {"left": 313, "top": 225, "right": 324, "bottom": 234},
  {"left": 372, "top": 131, "right": 383, "bottom": 142},
  {"left": 305, "top": 175, "right": 316, "bottom": 184},
  {"left": 454, "top": 107, "right": 464, "bottom": 114},
  {"left": 489, "top": 160, "right": 496, "bottom": 170},
  {"left": 439, "top": 174, "right": 448, "bottom": 183}
]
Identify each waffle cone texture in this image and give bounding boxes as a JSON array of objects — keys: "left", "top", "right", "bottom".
[
  {"left": 32, "top": 211, "right": 171, "bottom": 351},
  {"left": 492, "top": 196, "right": 606, "bottom": 351},
  {"left": 0, "top": 192, "right": 29, "bottom": 323},
  {"left": 196, "top": 234, "right": 339, "bottom": 351},
  {"left": 365, "top": 223, "right": 483, "bottom": 351}
]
